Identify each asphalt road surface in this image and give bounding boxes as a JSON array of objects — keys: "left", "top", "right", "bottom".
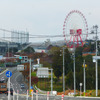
[
  {"left": 0, "top": 95, "right": 100, "bottom": 100},
  {"left": 0, "top": 67, "right": 28, "bottom": 99},
  {"left": 10, "top": 69, "right": 28, "bottom": 94}
]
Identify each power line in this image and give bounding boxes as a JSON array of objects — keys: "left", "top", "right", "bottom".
[{"left": 0, "top": 28, "right": 99, "bottom": 39}]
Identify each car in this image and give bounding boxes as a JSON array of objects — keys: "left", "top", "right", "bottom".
[
  {"left": 0, "top": 77, "right": 5, "bottom": 83},
  {"left": 1, "top": 77, "right": 5, "bottom": 81},
  {"left": 20, "top": 84, "right": 25, "bottom": 89},
  {"left": 7, "top": 88, "right": 13, "bottom": 96}
]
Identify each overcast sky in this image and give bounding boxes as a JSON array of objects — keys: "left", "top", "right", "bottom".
[{"left": 0, "top": 0, "right": 100, "bottom": 42}]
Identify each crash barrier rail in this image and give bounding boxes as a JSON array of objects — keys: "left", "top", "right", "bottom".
[{"left": 34, "top": 85, "right": 47, "bottom": 94}]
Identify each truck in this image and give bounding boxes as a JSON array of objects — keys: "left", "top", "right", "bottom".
[
  {"left": 0, "top": 82, "right": 7, "bottom": 94},
  {"left": 0, "top": 80, "right": 13, "bottom": 95}
]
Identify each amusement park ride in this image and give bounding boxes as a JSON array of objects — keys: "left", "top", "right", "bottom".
[
  {"left": 63, "top": 10, "right": 88, "bottom": 96},
  {"left": 63, "top": 10, "right": 88, "bottom": 48}
]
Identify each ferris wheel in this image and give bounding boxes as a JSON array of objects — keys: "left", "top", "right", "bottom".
[{"left": 63, "top": 10, "right": 88, "bottom": 48}]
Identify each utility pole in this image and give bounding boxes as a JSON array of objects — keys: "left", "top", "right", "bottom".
[
  {"left": 93, "top": 25, "right": 98, "bottom": 96},
  {"left": 8, "top": 42, "right": 9, "bottom": 57},
  {"left": 92, "top": 25, "right": 98, "bottom": 96},
  {"left": 29, "top": 58, "right": 32, "bottom": 91},
  {"left": 68, "top": 44, "right": 76, "bottom": 96},
  {"left": 63, "top": 47, "right": 65, "bottom": 94},
  {"left": 51, "top": 68, "right": 53, "bottom": 94},
  {"left": 73, "top": 46, "right": 76, "bottom": 96}
]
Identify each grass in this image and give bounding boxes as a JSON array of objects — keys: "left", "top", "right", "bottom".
[
  {"left": 32, "top": 71, "right": 100, "bottom": 97},
  {"left": 36, "top": 78, "right": 63, "bottom": 92}
]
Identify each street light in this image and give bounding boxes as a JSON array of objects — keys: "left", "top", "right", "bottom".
[
  {"left": 94, "top": 25, "right": 98, "bottom": 97},
  {"left": 29, "top": 58, "right": 32, "bottom": 92},
  {"left": 68, "top": 44, "right": 76, "bottom": 96},
  {"left": 62, "top": 47, "right": 65, "bottom": 94},
  {"left": 60, "top": 47, "right": 65, "bottom": 94},
  {"left": 91, "top": 25, "right": 98, "bottom": 96},
  {"left": 80, "top": 83, "right": 82, "bottom": 96}
]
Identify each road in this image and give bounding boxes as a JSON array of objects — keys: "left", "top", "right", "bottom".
[
  {"left": 0, "top": 67, "right": 100, "bottom": 100},
  {"left": 0, "top": 94, "right": 99, "bottom": 100},
  {"left": 10, "top": 70, "right": 28, "bottom": 94},
  {"left": 0, "top": 67, "right": 28, "bottom": 99}
]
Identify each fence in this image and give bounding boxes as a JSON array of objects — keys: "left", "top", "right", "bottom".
[
  {"left": 12, "top": 90, "right": 62, "bottom": 100},
  {"left": 9, "top": 91, "right": 100, "bottom": 100}
]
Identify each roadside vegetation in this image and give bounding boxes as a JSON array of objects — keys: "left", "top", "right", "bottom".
[
  {"left": 1, "top": 40, "right": 100, "bottom": 96},
  {"left": 20, "top": 41, "right": 100, "bottom": 96}
]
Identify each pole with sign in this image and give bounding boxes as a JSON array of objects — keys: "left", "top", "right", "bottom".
[{"left": 6, "top": 71, "right": 12, "bottom": 100}]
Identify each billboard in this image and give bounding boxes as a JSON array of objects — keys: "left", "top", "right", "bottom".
[
  {"left": 17, "top": 65, "right": 24, "bottom": 71},
  {"left": 37, "top": 68, "right": 49, "bottom": 78}
]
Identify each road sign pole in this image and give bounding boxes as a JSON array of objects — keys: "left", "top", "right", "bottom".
[
  {"left": 8, "top": 77, "right": 10, "bottom": 100},
  {"left": 13, "top": 91, "right": 15, "bottom": 100},
  {"left": 6, "top": 71, "right": 12, "bottom": 100}
]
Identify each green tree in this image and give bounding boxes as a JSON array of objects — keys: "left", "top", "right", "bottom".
[
  {"left": 64, "top": 48, "right": 72, "bottom": 75},
  {"left": 66, "top": 71, "right": 73, "bottom": 89},
  {"left": 75, "top": 46, "right": 83, "bottom": 57},
  {"left": 48, "top": 46, "right": 60, "bottom": 56},
  {"left": 84, "top": 55, "right": 95, "bottom": 89},
  {"left": 52, "top": 49, "right": 62, "bottom": 79},
  {"left": 22, "top": 46, "right": 35, "bottom": 54},
  {"left": 52, "top": 47, "right": 72, "bottom": 79}
]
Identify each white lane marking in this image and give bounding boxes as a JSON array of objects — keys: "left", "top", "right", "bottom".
[{"left": 0, "top": 69, "right": 8, "bottom": 75}]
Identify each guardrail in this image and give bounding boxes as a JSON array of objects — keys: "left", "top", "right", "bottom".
[
  {"left": 34, "top": 85, "right": 48, "bottom": 94},
  {"left": 11, "top": 90, "right": 100, "bottom": 100}
]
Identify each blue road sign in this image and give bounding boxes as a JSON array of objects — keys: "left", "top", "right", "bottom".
[
  {"left": 6, "top": 71, "right": 12, "bottom": 77},
  {"left": 31, "top": 86, "right": 33, "bottom": 89}
]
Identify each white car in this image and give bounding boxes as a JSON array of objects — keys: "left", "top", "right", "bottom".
[{"left": 1, "top": 77, "right": 5, "bottom": 81}]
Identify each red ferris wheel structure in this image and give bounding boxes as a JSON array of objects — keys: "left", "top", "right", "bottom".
[{"left": 63, "top": 10, "right": 88, "bottom": 48}]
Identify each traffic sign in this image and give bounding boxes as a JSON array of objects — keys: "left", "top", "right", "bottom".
[
  {"left": 6, "top": 71, "right": 12, "bottom": 77},
  {"left": 93, "top": 56, "right": 100, "bottom": 60},
  {"left": 93, "top": 56, "right": 100, "bottom": 62},
  {"left": 37, "top": 68, "right": 49, "bottom": 78},
  {"left": 30, "top": 86, "right": 33, "bottom": 89},
  {"left": 17, "top": 65, "right": 24, "bottom": 71}
]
